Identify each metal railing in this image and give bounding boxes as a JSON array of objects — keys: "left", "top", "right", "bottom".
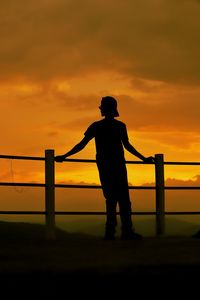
[{"left": 0, "top": 150, "right": 200, "bottom": 240}]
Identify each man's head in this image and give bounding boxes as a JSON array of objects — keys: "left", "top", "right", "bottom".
[{"left": 99, "top": 96, "right": 119, "bottom": 117}]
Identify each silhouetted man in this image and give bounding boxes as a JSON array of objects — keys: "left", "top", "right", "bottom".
[{"left": 55, "top": 96, "right": 154, "bottom": 240}]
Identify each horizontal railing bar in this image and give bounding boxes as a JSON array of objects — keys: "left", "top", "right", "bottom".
[
  {"left": 0, "top": 156, "right": 149, "bottom": 164},
  {"left": 0, "top": 211, "right": 200, "bottom": 215},
  {"left": 0, "top": 211, "right": 153, "bottom": 215},
  {"left": 165, "top": 211, "right": 200, "bottom": 215},
  {"left": 0, "top": 182, "right": 45, "bottom": 187},
  {"left": 164, "top": 162, "right": 200, "bottom": 165},
  {"left": 0, "top": 154, "right": 199, "bottom": 166},
  {"left": 0, "top": 182, "right": 199, "bottom": 190},
  {"left": 165, "top": 186, "right": 200, "bottom": 190},
  {"left": 0, "top": 182, "right": 154, "bottom": 189},
  {"left": 56, "top": 211, "right": 200, "bottom": 215},
  {"left": 62, "top": 158, "right": 200, "bottom": 165},
  {"left": 0, "top": 211, "right": 154, "bottom": 215},
  {"left": 55, "top": 211, "right": 155, "bottom": 215},
  {"left": 64, "top": 158, "right": 154, "bottom": 164},
  {"left": 0, "top": 211, "right": 45, "bottom": 214},
  {"left": 55, "top": 184, "right": 155, "bottom": 189},
  {"left": 0, "top": 154, "right": 44, "bottom": 161}
]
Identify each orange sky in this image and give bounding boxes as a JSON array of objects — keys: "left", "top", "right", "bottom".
[{"left": 1, "top": 0, "right": 200, "bottom": 218}]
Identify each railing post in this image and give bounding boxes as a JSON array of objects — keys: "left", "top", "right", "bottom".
[
  {"left": 45, "top": 149, "right": 56, "bottom": 240},
  {"left": 154, "top": 154, "right": 165, "bottom": 236}
]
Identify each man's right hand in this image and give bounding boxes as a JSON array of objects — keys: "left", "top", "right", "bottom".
[
  {"left": 55, "top": 155, "right": 66, "bottom": 162},
  {"left": 143, "top": 156, "right": 155, "bottom": 163}
]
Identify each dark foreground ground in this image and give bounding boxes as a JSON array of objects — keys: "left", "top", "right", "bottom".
[{"left": 0, "top": 221, "right": 200, "bottom": 297}]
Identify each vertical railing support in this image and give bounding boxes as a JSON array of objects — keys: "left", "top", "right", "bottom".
[
  {"left": 155, "top": 154, "right": 165, "bottom": 236},
  {"left": 45, "top": 149, "right": 56, "bottom": 240}
]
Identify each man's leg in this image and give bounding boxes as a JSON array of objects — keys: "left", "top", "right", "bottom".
[
  {"left": 104, "top": 197, "right": 117, "bottom": 240},
  {"left": 118, "top": 191, "right": 133, "bottom": 234},
  {"left": 119, "top": 190, "right": 142, "bottom": 240}
]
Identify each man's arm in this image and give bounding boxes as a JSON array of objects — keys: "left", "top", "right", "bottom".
[
  {"left": 55, "top": 136, "right": 91, "bottom": 162},
  {"left": 121, "top": 124, "right": 154, "bottom": 162},
  {"left": 123, "top": 140, "right": 145, "bottom": 160},
  {"left": 123, "top": 140, "right": 154, "bottom": 162}
]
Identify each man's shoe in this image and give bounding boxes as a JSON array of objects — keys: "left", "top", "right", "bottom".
[
  {"left": 192, "top": 230, "right": 200, "bottom": 238},
  {"left": 121, "top": 231, "right": 143, "bottom": 240}
]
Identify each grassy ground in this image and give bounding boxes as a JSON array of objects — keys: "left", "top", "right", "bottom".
[{"left": 0, "top": 220, "right": 200, "bottom": 297}]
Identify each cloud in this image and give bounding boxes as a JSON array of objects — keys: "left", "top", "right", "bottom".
[
  {"left": 1, "top": 0, "right": 200, "bottom": 84},
  {"left": 116, "top": 91, "right": 200, "bottom": 133},
  {"left": 143, "top": 174, "right": 200, "bottom": 186},
  {"left": 1, "top": 75, "right": 199, "bottom": 150},
  {"left": 165, "top": 175, "right": 200, "bottom": 186}
]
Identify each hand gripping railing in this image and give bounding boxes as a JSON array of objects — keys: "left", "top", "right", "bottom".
[{"left": 0, "top": 150, "right": 200, "bottom": 240}]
